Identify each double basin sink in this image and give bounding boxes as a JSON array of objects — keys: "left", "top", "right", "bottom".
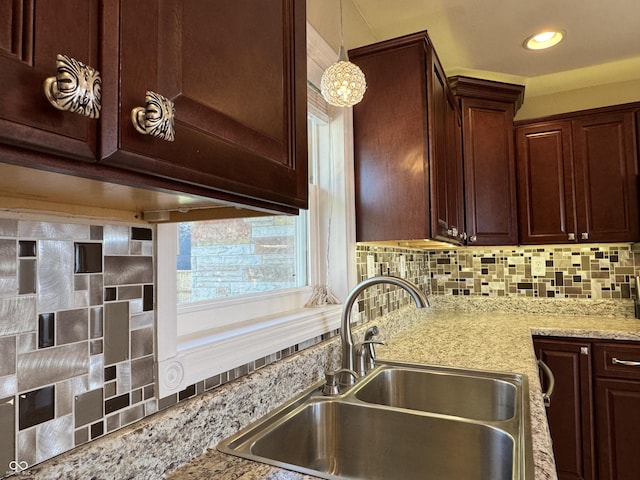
[{"left": 218, "top": 361, "right": 534, "bottom": 479}]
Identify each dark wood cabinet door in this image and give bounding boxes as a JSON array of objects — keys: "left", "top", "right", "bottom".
[
  {"left": 106, "top": 0, "right": 307, "bottom": 211},
  {"left": 593, "top": 341, "right": 640, "bottom": 480},
  {"left": 351, "top": 32, "right": 465, "bottom": 244},
  {"left": 351, "top": 35, "right": 431, "bottom": 242},
  {"left": 447, "top": 96, "right": 465, "bottom": 242},
  {"left": 463, "top": 98, "right": 518, "bottom": 245},
  {"left": 595, "top": 378, "right": 640, "bottom": 480},
  {"left": 534, "top": 337, "right": 595, "bottom": 480},
  {"left": 572, "top": 112, "right": 639, "bottom": 242},
  {"left": 0, "top": 0, "right": 99, "bottom": 160},
  {"left": 429, "top": 55, "right": 450, "bottom": 241},
  {"left": 516, "top": 121, "right": 576, "bottom": 244}
]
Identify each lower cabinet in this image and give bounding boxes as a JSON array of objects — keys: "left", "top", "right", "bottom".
[
  {"left": 593, "top": 342, "right": 640, "bottom": 480},
  {"left": 534, "top": 336, "right": 640, "bottom": 480},
  {"left": 533, "top": 337, "right": 595, "bottom": 480}
]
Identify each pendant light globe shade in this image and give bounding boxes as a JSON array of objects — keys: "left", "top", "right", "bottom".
[{"left": 321, "top": 47, "right": 367, "bottom": 107}]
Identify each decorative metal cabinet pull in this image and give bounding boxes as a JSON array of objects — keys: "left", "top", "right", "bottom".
[
  {"left": 537, "top": 359, "right": 555, "bottom": 407},
  {"left": 131, "top": 91, "right": 175, "bottom": 141},
  {"left": 612, "top": 357, "right": 640, "bottom": 367},
  {"left": 44, "top": 54, "right": 102, "bottom": 118}
]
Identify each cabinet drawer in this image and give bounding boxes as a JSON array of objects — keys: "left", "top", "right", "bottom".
[{"left": 593, "top": 341, "right": 640, "bottom": 379}]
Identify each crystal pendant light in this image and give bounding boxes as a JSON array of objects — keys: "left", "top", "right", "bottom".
[{"left": 320, "top": 0, "right": 367, "bottom": 107}]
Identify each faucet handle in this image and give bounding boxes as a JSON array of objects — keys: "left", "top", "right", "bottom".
[
  {"left": 363, "top": 325, "right": 382, "bottom": 358},
  {"left": 323, "top": 368, "right": 359, "bottom": 396},
  {"left": 355, "top": 340, "right": 386, "bottom": 376},
  {"left": 364, "top": 325, "right": 379, "bottom": 341}
]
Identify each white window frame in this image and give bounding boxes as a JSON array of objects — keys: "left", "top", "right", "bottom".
[{"left": 156, "top": 23, "right": 357, "bottom": 397}]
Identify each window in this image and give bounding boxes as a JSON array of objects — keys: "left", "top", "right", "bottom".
[
  {"left": 176, "top": 213, "right": 308, "bottom": 303},
  {"left": 156, "top": 24, "right": 357, "bottom": 397}
]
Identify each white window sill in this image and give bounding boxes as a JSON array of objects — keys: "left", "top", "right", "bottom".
[{"left": 157, "top": 304, "right": 343, "bottom": 397}]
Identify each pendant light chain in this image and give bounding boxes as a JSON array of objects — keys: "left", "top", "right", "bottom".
[{"left": 339, "top": 0, "right": 345, "bottom": 53}]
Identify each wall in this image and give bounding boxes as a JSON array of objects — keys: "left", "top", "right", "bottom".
[
  {"left": 357, "top": 243, "right": 640, "bottom": 303},
  {"left": 515, "top": 77, "right": 640, "bottom": 120},
  {"left": 2, "top": 212, "right": 638, "bottom": 477},
  {"left": 428, "top": 243, "right": 639, "bottom": 299},
  {"left": 0, "top": 216, "right": 155, "bottom": 477}
]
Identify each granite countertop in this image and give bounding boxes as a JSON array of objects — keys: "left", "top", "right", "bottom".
[{"left": 163, "top": 309, "right": 640, "bottom": 480}]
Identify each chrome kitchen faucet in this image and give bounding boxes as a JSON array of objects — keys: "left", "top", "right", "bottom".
[{"left": 339, "top": 276, "right": 429, "bottom": 385}]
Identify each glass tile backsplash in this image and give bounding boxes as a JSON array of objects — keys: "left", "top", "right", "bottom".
[
  {"left": 426, "top": 243, "right": 640, "bottom": 298},
  {"left": 0, "top": 217, "right": 156, "bottom": 476},
  {"left": 1, "top": 212, "right": 640, "bottom": 477}
]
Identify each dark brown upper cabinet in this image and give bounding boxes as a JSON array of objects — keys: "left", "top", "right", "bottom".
[
  {"left": 350, "top": 32, "right": 464, "bottom": 244},
  {"left": 446, "top": 92, "right": 465, "bottom": 243},
  {"left": 0, "top": 0, "right": 307, "bottom": 216},
  {"left": 0, "top": 0, "right": 100, "bottom": 161},
  {"left": 516, "top": 107, "right": 639, "bottom": 244},
  {"left": 432, "top": 59, "right": 465, "bottom": 243},
  {"left": 450, "top": 76, "right": 525, "bottom": 246},
  {"left": 103, "top": 0, "right": 308, "bottom": 211}
]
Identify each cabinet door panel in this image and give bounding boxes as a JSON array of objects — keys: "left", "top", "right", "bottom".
[
  {"left": 111, "top": 0, "right": 307, "bottom": 210},
  {"left": 595, "top": 378, "right": 640, "bottom": 480},
  {"left": 447, "top": 96, "right": 464, "bottom": 241},
  {"left": 464, "top": 98, "right": 518, "bottom": 245},
  {"left": 572, "top": 112, "right": 639, "bottom": 242},
  {"left": 516, "top": 122, "right": 576, "bottom": 244},
  {"left": 430, "top": 56, "right": 449, "bottom": 240},
  {"left": 0, "top": 0, "right": 99, "bottom": 160},
  {"left": 534, "top": 338, "right": 595, "bottom": 480},
  {"left": 352, "top": 40, "right": 430, "bottom": 242}
]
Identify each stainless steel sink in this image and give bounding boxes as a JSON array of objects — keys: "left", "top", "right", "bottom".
[
  {"left": 218, "top": 362, "right": 534, "bottom": 480},
  {"left": 353, "top": 363, "right": 516, "bottom": 421},
  {"left": 249, "top": 401, "right": 514, "bottom": 480}
]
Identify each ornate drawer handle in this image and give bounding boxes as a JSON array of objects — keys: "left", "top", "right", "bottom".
[
  {"left": 131, "top": 91, "right": 175, "bottom": 141},
  {"left": 612, "top": 357, "right": 640, "bottom": 367},
  {"left": 43, "top": 54, "right": 101, "bottom": 118}
]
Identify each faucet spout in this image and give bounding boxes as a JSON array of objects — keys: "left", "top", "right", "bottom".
[{"left": 340, "top": 276, "right": 429, "bottom": 382}]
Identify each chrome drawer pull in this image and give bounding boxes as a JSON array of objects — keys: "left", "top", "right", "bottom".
[{"left": 612, "top": 357, "right": 640, "bottom": 367}]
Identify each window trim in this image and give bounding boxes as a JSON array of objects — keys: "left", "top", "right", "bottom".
[{"left": 156, "top": 23, "right": 357, "bottom": 398}]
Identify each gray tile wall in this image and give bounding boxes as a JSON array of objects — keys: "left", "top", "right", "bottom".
[{"left": 0, "top": 217, "right": 155, "bottom": 477}]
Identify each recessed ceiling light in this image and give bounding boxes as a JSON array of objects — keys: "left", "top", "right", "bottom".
[{"left": 524, "top": 31, "right": 564, "bottom": 50}]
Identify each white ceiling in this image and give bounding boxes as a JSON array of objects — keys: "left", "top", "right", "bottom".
[
  {"left": 309, "top": 0, "right": 640, "bottom": 105},
  {"left": 347, "top": 0, "right": 640, "bottom": 78}
]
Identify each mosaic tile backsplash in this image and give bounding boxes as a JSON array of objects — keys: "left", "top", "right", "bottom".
[
  {"left": 427, "top": 244, "right": 640, "bottom": 299},
  {"left": 0, "top": 217, "right": 155, "bottom": 477},
  {"left": 2, "top": 210, "right": 640, "bottom": 478},
  {"left": 356, "top": 243, "right": 640, "bottom": 300}
]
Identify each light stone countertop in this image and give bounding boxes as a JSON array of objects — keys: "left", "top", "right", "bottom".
[
  {"left": 163, "top": 308, "right": 640, "bottom": 480},
  {"left": 14, "top": 302, "right": 640, "bottom": 480}
]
